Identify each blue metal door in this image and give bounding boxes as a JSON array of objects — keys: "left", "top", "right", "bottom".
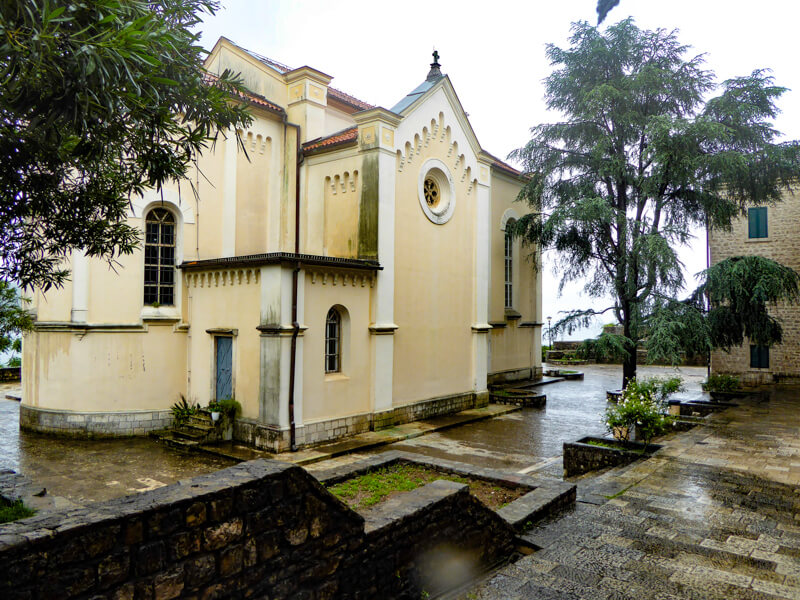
[{"left": 215, "top": 337, "right": 233, "bottom": 400}]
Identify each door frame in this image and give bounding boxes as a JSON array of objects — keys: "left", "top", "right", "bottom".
[{"left": 208, "top": 329, "right": 237, "bottom": 402}]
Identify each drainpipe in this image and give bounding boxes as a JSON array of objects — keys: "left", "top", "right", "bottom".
[{"left": 284, "top": 116, "right": 303, "bottom": 451}]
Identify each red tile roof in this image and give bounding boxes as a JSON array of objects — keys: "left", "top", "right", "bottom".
[
  {"left": 202, "top": 73, "right": 284, "bottom": 115},
  {"left": 234, "top": 43, "right": 374, "bottom": 112},
  {"left": 482, "top": 151, "right": 522, "bottom": 177},
  {"left": 302, "top": 127, "right": 358, "bottom": 152},
  {"left": 327, "top": 87, "right": 374, "bottom": 111}
]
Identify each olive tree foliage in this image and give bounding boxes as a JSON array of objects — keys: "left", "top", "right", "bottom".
[
  {"left": 511, "top": 20, "right": 800, "bottom": 385},
  {"left": 0, "top": 0, "right": 252, "bottom": 291}
]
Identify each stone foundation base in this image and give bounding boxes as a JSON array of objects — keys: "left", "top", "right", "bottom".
[
  {"left": 487, "top": 366, "right": 543, "bottom": 385},
  {"left": 236, "top": 391, "right": 487, "bottom": 453},
  {"left": 19, "top": 405, "right": 171, "bottom": 437}
]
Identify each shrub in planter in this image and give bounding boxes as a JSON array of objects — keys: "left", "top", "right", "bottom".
[
  {"left": 604, "top": 379, "right": 673, "bottom": 449},
  {"left": 171, "top": 395, "right": 199, "bottom": 426},
  {"left": 207, "top": 398, "right": 242, "bottom": 420},
  {"left": 702, "top": 374, "right": 740, "bottom": 392}
]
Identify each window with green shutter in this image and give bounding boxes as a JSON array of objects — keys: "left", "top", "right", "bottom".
[
  {"left": 748, "top": 207, "right": 768, "bottom": 239},
  {"left": 750, "top": 345, "right": 769, "bottom": 369}
]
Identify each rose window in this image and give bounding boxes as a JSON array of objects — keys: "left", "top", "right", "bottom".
[{"left": 423, "top": 177, "right": 440, "bottom": 208}]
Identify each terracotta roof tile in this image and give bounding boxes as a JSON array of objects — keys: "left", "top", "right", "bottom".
[
  {"left": 203, "top": 73, "right": 284, "bottom": 115},
  {"left": 327, "top": 87, "right": 374, "bottom": 111},
  {"left": 234, "top": 43, "right": 374, "bottom": 112},
  {"left": 302, "top": 127, "right": 358, "bottom": 152},
  {"left": 482, "top": 151, "right": 522, "bottom": 177}
]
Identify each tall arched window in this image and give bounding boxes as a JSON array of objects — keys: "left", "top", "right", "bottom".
[
  {"left": 325, "top": 308, "right": 341, "bottom": 373},
  {"left": 504, "top": 220, "right": 515, "bottom": 309},
  {"left": 144, "top": 208, "right": 176, "bottom": 305}
]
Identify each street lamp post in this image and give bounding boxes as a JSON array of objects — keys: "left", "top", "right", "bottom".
[{"left": 547, "top": 316, "right": 552, "bottom": 349}]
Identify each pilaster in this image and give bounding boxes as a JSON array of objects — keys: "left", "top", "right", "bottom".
[
  {"left": 354, "top": 108, "right": 402, "bottom": 412},
  {"left": 71, "top": 249, "right": 89, "bottom": 323},
  {"left": 285, "top": 66, "right": 332, "bottom": 143},
  {"left": 472, "top": 163, "right": 492, "bottom": 393}
]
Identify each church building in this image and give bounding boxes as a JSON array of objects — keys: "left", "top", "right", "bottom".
[{"left": 21, "top": 39, "right": 543, "bottom": 451}]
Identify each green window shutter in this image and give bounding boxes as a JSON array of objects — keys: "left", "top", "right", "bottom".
[
  {"left": 750, "top": 345, "right": 769, "bottom": 368},
  {"left": 748, "top": 207, "right": 768, "bottom": 239}
]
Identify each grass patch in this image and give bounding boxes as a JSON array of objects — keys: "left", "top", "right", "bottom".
[
  {"left": 604, "top": 482, "right": 639, "bottom": 500},
  {"left": 327, "top": 463, "right": 526, "bottom": 511},
  {"left": 586, "top": 439, "right": 648, "bottom": 455},
  {"left": 559, "top": 370, "right": 579, "bottom": 374},
  {"left": 0, "top": 499, "right": 35, "bottom": 524}
]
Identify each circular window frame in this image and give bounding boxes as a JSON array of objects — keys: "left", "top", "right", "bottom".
[{"left": 418, "top": 159, "right": 456, "bottom": 225}]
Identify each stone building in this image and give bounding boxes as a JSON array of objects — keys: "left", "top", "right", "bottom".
[
  {"left": 21, "top": 39, "right": 542, "bottom": 450},
  {"left": 708, "top": 186, "right": 800, "bottom": 385}
]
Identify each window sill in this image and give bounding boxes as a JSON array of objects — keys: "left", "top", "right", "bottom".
[
  {"left": 141, "top": 305, "right": 180, "bottom": 321},
  {"left": 745, "top": 237, "right": 771, "bottom": 243},
  {"left": 324, "top": 373, "right": 349, "bottom": 382},
  {"left": 504, "top": 309, "right": 522, "bottom": 320}
]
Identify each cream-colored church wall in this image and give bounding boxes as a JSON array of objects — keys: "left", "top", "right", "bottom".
[
  {"left": 302, "top": 152, "right": 361, "bottom": 257},
  {"left": 235, "top": 123, "right": 275, "bottom": 256},
  {"left": 22, "top": 325, "right": 186, "bottom": 412},
  {"left": 185, "top": 271, "right": 261, "bottom": 419},
  {"left": 391, "top": 105, "right": 476, "bottom": 405},
  {"left": 193, "top": 139, "right": 226, "bottom": 260},
  {"left": 325, "top": 105, "right": 356, "bottom": 133},
  {"left": 487, "top": 173, "right": 539, "bottom": 375},
  {"left": 206, "top": 42, "right": 289, "bottom": 110},
  {"left": 32, "top": 275, "right": 73, "bottom": 322},
  {"left": 301, "top": 271, "right": 373, "bottom": 422}
]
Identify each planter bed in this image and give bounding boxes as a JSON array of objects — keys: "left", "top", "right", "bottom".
[
  {"left": 489, "top": 389, "right": 546, "bottom": 408},
  {"left": 606, "top": 389, "right": 623, "bottom": 402},
  {"left": 563, "top": 436, "right": 662, "bottom": 477},
  {"left": 709, "top": 389, "right": 766, "bottom": 402},
  {"left": 544, "top": 369, "right": 584, "bottom": 380},
  {"left": 678, "top": 400, "right": 737, "bottom": 417},
  {"left": 313, "top": 451, "right": 576, "bottom": 531}
]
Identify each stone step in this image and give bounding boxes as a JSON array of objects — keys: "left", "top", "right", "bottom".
[
  {"left": 171, "top": 428, "right": 208, "bottom": 441},
  {"left": 158, "top": 435, "right": 200, "bottom": 451}
]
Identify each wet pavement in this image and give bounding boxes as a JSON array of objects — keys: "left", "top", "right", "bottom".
[
  {"left": 307, "top": 363, "right": 709, "bottom": 477},
  {"left": 465, "top": 386, "right": 800, "bottom": 599},
  {"left": 0, "top": 392, "right": 235, "bottom": 505}
]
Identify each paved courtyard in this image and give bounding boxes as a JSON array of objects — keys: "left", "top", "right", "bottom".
[{"left": 466, "top": 387, "right": 800, "bottom": 600}]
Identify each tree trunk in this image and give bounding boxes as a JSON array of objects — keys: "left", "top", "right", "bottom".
[
  {"left": 622, "top": 314, "right": 637, "bottom": 388},
  {"left": 622, "top": 348, "right": 637, "bottom": 389}
]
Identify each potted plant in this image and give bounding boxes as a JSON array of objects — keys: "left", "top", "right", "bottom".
[
  {"left": 207, "top": 400, "right": 222, "bottom": 423},
  {"left": 604, "top": 378, "right": 675, "bottom": 449}
]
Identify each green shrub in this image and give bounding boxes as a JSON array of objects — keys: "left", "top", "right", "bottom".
[
  {"left": 541, "top": 345, "right": 550, "bottom": 362},
  {"left": 171, "top": 395, "right": 199, "bottom": 426},
  {"left": 0, "top": 499, "right": 35, "bottom": 524},
  {"left": 208, "top": 398, "right": 241, "bottom": 419},
  {"left": 605, "top": 379, "right": 673, "bottom": 448},
  {"left": 702, "top": 374, "right": 740, "bottom": 392}
]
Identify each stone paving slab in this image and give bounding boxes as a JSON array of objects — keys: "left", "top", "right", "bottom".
[{"left": 465, "top": 390, "right": 800, "bottom": 600}]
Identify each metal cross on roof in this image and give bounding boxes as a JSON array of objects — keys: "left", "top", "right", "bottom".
[{"left": 427, "top": 49, "right": 442, "bottom": 81}]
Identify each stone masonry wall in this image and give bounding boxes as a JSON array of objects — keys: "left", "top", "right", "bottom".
[
  {"left": 0, "top": 458, "right": 519, "bottom": 600},
  {"left": 235, "top": 391, "right": 484, "bottom": 452},
  {"left": 19, "top": 406, "right": 172, "bottom": 437},
  {"left": 709, "top": 187, "right": 800, "bottom": 384}
]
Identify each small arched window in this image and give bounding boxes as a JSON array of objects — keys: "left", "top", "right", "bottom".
[
  {"left": 144, "top": 208, "right": 176, "bottom": 306},
  {"left": 504, "top": 219, "right": 515, "bottom": 309},
  {"left": 325, "top": 308, "right": 341, "bottom": 373}
]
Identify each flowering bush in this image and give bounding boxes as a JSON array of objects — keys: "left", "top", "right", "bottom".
[{"left": 604, "top": 378, "right": 674, "bottom": 448}]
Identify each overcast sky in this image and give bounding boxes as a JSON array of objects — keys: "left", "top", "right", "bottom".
[{"left": 197, "top": 0, "right": 800, "bottom": 341}]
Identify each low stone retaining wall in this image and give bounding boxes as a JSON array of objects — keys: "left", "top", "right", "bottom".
[
  {"left": 19, "top": 405, "right": 172, "bottom": 437},
  {"left": 677, "top": 400, "right": 738, "bottom": 417},
  {"left": 313, "top": 451, "right": 576, "bottom": 533},
  {"left": 0, "top": 456, "right": 537, "bottom": 599},
  {"left": 563, "top": 437, "right": 662, "bottom": 477},
  {"left": 487, "top": 366, "right": 542, "bottom": 385},
  {"left": 489, "top": 391, "right": 546, "bottom": 408}
]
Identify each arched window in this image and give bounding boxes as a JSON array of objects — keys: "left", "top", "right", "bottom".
[
  {"left": 144, "top": 208, "right": 176, "bottom": 305},
  {"left": 504, "top": 220, "right": 515, "bottom": 309},
  {"left": 325, "top": 308, "right": 341, "bottom": 373}
]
